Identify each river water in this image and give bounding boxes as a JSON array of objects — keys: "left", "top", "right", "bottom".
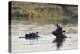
[{"left": 11, "top": 24, "right": 78, "bottom": 53}]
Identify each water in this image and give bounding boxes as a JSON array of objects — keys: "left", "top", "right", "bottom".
[{"left": 11, "top": 25, "right": 78, "bottom": 53}]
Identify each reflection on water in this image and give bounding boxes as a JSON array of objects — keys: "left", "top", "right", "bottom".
[
  {"left": 52, "top": 37, "right": 66, "bottom": 50},
  {"left": 11, "top": 25, "right": 78, "bottom": 53}
]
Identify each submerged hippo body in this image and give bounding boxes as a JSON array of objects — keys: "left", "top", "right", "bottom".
[{"left": 19, "top": 32, "right": 40, "bottom": 40}]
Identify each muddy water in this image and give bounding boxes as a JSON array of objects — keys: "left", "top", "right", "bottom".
[{"left": 11, "top": 25, "right": 78, "bottom": 53}]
